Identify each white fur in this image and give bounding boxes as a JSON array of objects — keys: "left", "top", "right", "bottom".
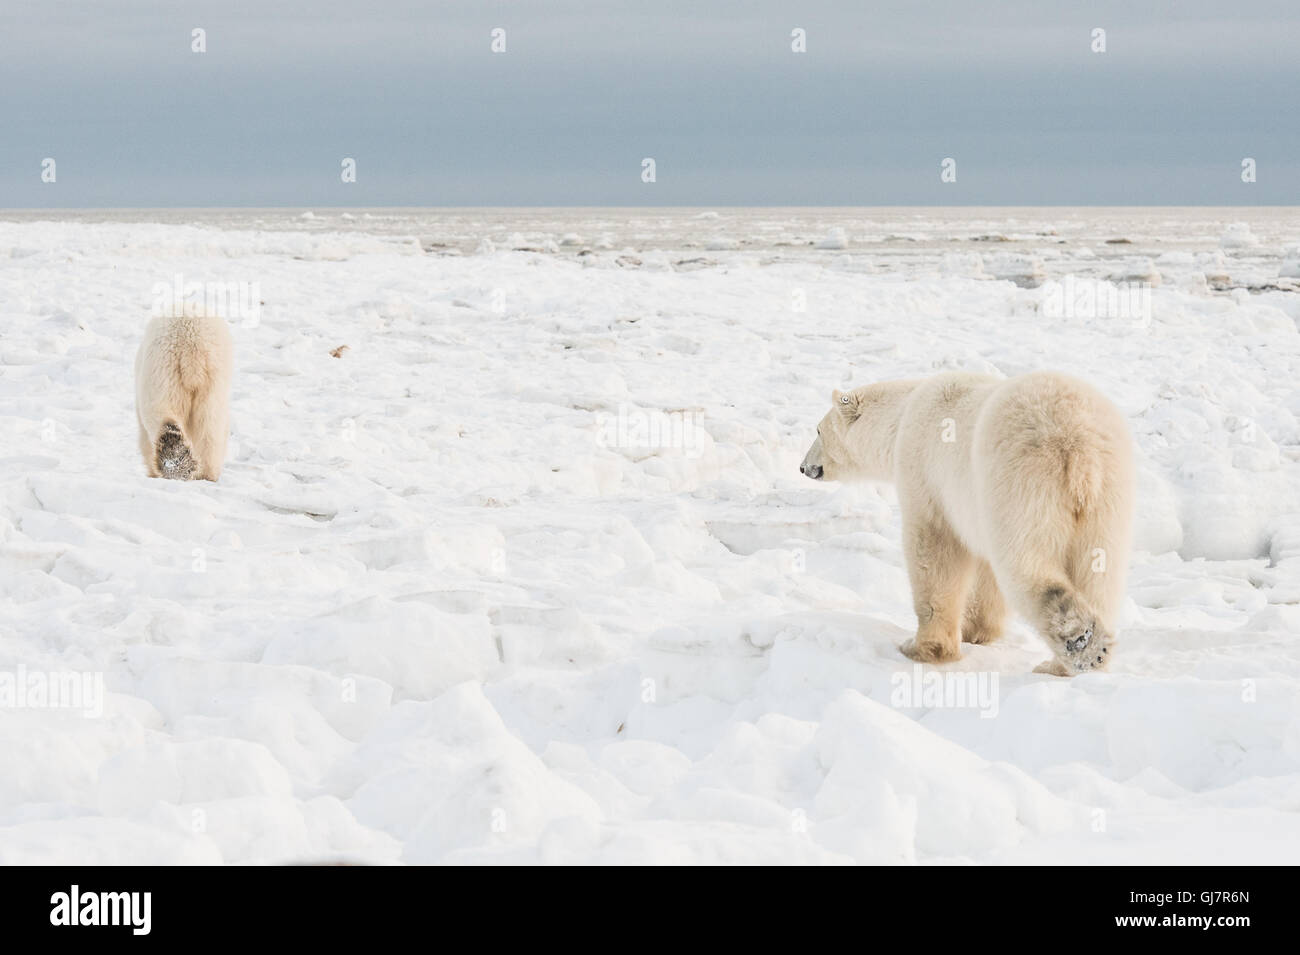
[
  {"left": 134, "top": 311, "right": 233, "bottom": 481},
  {"left": 802, "top": 371, "right": 1135, "bottom": 675}
]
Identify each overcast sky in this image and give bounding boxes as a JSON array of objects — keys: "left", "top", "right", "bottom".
[{"left": 1, "top": 0, "right": 1296, "bottom": 206}]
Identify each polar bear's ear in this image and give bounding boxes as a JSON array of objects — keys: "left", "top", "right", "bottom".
[{"left": 833, "top": 389, "right": 863, "bottom": 423}]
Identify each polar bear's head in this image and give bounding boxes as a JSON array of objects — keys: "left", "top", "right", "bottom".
[
  {"left": 801, "top": 388, "right": 866, "bottom": 481},
  {"left": 802, "top": 383, "right": 909, "bottom": 483}
]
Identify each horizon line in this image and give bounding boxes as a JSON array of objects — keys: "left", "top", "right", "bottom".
[{"left": 3, "top": 203, "right": 1299, "bottom": 213}]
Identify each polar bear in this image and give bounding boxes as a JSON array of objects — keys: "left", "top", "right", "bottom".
[
  {"left": 135, "top": 310, "right": 233, "bottom": 481},
  {"left": 801, "top": 371, "right": 1134, "bottom": 676}
]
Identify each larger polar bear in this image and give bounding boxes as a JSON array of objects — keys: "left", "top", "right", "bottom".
[
  {"left": 135, "top": 311, "right": 233, "bottom": 481},
  {"left": 801, "top": 371, "right": 1134, "bottom": 676}
]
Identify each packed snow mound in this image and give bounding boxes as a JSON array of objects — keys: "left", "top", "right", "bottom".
[
  {"left": 1220, "top": 222, "right": 1260, "bottom": 249},
  {"left": 1107, "top": 257, "right": 1162, "bottom": 286},
  {"left": 1279, "top": 248, "right": 1300, "bottom": 279},
  {"left": 982, "top": 253, "right": 1045, "bottom": 288},
  {"left": 1196, "top": 249, "right": 1231, "bottom": 283},
  {"left": 816, "top": 227, "right": 849, "bottom": 250},
  {"left": 813, "top": 692, "right": 1077, "bottom": 862},
  {"left": 940, "top": 252, "right": 986, "bottom": 278}
]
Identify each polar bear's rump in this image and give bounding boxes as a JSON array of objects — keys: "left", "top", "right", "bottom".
[{"left": 134, "top": 311, "right": 233, "bottom": 482}]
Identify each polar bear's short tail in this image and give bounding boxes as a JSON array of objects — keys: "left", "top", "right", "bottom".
[{"left": 155, "top": 421, "right": 198, "bottom": 480}]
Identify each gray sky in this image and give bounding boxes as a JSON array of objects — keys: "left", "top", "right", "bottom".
[{"left": 1, "top": 0, "right": 1297, "bottom": 206}]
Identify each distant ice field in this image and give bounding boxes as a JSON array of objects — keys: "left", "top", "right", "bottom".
[
  {"left": 5, "top": 205, "right": 1299, "bottom": 288},
  {"left": 1, "top": 207, "right": 1298, "bottom": 864}
]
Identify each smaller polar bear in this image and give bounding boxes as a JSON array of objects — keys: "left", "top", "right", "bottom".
[
  {"left": 135, "top": 310, "right": 233, "bottom": 481},
  {"left": 801, "top": 371, "right": 1134, "bottom": 676}
]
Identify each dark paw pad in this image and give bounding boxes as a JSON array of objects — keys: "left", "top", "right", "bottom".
[
  {"left": 1064, "top": 626, "right": 1093, "bottom": 654},
  {"left": 156, "top": 424, "right": 197, "bottom": 480}
]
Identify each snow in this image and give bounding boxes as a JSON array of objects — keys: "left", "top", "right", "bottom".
[
  {"left": 1107, "top": 257, "right": 1162, "bottom": 286},
  {"left": 816, "top": 227, "right": 849, "bottom": 250},
  {"left": 1281, "top": 248, "right": 1300, "bottom": 280},
  {"left": 1, "top": 206, "right": 1299, "bottom": 865},
  {"left": 981, "top": 252, "right": 1046, "bottom": 288},
  {"left": 1220, "top": 222, "right": 1260, "bottom": 249}
]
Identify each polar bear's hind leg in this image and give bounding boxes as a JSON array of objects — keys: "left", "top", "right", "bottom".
[
  {"left": 186, "top": 386, "right": 229, "bottom": 481},
  {"left": 961, "top": 560, "right": 1006, "bottom": 644},
  {"left": 1037, "top": 583, "right": 1110, "bottom": 672}
]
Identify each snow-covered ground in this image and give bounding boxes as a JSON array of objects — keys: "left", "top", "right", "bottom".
[{"left": 1, "top": 207, "right": 1299, "bottom": 864}]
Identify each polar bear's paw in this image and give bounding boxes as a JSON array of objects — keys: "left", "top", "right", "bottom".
[
  {"left": 1037, "top": 585, "right": 1114, "bottom": 675},
  {"left": 156, "top": 422, "right": 198, "bottom": 481},
  {"left": 1063, "top": 624, "right": 1113, "bottom": 670},
  {"left": 899, "top": 637, "right": 962, "bottom": 664},
  {"left": 1038, "top": 641, "right": 1112, "bottom": 676},
  {"left": 1061, "top": 629, "right": 1113, "bottom": 673}
]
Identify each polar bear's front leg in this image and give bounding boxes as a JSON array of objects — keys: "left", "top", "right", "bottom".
[{"left": 898, "top": 511, "right": 973, "bottom": 664}]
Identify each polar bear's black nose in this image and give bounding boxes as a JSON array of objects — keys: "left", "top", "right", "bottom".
[{"left": 801, "top": 464, "right": 823, "bottom": 480}]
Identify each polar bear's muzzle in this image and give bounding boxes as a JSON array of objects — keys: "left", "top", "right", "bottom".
[{"left": 800, "top": 436, "right": 825, "bottom": 480}]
